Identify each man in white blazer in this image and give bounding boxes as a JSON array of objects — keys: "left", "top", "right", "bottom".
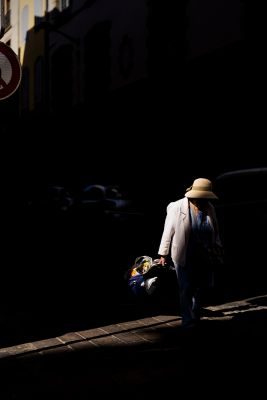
[{"left": 158, "top": 178, "right": 223, "bottom": 328}]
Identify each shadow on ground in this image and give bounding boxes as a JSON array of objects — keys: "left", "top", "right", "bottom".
[{"left": 0, "top": 295, "right": 266, "bottom": 399}]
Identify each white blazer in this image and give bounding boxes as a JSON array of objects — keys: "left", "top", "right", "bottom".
[{"left": 158, "top": 197, "right": 221, "bottom": 268}]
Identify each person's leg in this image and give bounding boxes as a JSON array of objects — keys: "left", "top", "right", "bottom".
[
  {"left": 176, "top": 265, "right": 195, "bottom": 326},
  {"left": 192, "top": 289, "right": 201, "bottom": 321},
  {"left": 192, "top": 266, "right": 212, "bottom": 320}
]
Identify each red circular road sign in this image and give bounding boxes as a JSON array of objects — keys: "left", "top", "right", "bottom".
[{"left": 0, "top": 41, "right": 22, "bottom": 100}]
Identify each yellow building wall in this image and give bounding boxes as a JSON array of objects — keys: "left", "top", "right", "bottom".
[
  {"left": 19, "top": 0, "right": 46, "bottom": 110},
  {"left": 19, "top": 0, "right": 45, "bottom": 61}
]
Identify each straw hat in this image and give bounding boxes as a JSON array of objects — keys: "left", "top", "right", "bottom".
[{"left": 185, "top": 178, "right": 218, "bottom": 199}]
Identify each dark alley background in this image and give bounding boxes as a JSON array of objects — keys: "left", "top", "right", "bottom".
[{"left": 0, "top": 0, "right": 266, "bottom": 348}]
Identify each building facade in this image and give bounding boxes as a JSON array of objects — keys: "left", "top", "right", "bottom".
[{"left": 0, "top": 0, "right": 242, "bottom": 117}]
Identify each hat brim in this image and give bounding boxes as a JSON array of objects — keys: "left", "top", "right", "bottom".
[{"left": 185, "top": 190, "right": 218, "bottom": 199}]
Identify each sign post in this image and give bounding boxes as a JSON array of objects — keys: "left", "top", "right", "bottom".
[{"left": 0, "top": 42, "right": 22, "bottom": 100}]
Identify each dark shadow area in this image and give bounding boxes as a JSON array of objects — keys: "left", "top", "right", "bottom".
[
  {"left": 214, "top": 168, "right": 267, "bottom": 301},
  {"left": 0, "top": 191, "right": 179, "bottom": 347},
  {"left": 2, "top": 163, "right": 267, "bottom": 348},
  {"left": 0, "top": 296, "right": 266, "bottom": 399},
  {"left": 1, "top": 0, "right": 267, "bottom": 354}
]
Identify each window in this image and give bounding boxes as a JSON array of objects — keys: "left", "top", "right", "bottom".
[
  {"left": 4, "top": 0, "right": 11, "bottom": 29},
  {"left": 34, "top": 0, "right": 43, "bottom": 17},
  {"left": 21, "top": 5, "right": 29, "bottom": 42},
  {"left": 21, "top": 67, "right": 29, "bottom": 111},
  {"left": 34, "top": 57, "right": 44, "bottom": 108},
  {"left": 51, "top": 45, "right": 73, "bottom": 111},
  {"left": 60, "top": 0, "right": 70, "bottom": 11}
]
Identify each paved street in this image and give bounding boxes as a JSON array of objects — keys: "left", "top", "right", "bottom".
[{"left": 0, "top": 293, "right": 266, "bottom": 399}]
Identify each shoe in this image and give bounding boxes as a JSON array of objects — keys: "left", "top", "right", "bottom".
[
  {"left": 192, "top": 308, "right": 202, "bottom": 321},
  {"left": 181, "top": 319, "right": 197, "bottom": 329}
]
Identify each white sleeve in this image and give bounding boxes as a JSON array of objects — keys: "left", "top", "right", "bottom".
[{"left": 158, "top": 202, "right": 176, "bottom": 256}]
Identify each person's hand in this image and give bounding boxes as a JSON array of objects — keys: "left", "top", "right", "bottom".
[{"left": 159, "top": 256, "right": 167, "bottom": 266}]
